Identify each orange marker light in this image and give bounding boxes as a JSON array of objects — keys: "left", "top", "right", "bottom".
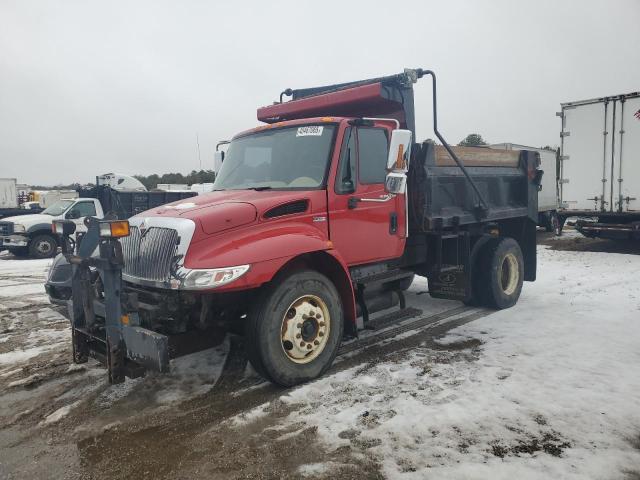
[
  {"left": 99, "top": 220, "right": 130, "bottom": 238},
  {"left": 396, "top": 144, "right": 405, "bottom": 169},
  {"left": 110, "top": 221, "right": 130, "bottom": 238}
]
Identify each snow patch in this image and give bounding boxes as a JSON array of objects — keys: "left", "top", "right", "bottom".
[{"left": 41, "top": 400, "right": 81, "bottom": 425}]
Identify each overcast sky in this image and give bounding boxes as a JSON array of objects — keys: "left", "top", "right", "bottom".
[{"left": 1, "top": 0, "right": 639, "bottom": 185}]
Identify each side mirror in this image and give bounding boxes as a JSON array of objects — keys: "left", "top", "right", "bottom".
[
  {"left": 340, "top": 179, "right": 355, "bottom": 194},
  {"left": 66, "top": 210, "right": 80, "bottom": 220},
  {"left": 385, "top": 171, "right": 407, "bottom": 195},
  {"left": 213, "top": 151, "right": 224, "bottom": 174},
  {"left": 387, "top": 129, "right": 412, "bottom": 172}
]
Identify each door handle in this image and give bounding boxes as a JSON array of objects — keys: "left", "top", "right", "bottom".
[{"left": 350, "top": 194, "right": 395, "bottom": 209}]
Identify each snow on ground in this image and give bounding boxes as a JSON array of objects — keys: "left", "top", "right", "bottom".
[
  {"left": 263, "top": 246, "right": 640, "bottom": 479},
  {"left": 1, "top": 242, "right": 640, "bottom": 478}
]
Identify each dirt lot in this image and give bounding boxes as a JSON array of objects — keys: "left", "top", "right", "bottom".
[{"left": 1, "top": 231, "right": 639, "bottom": 479}]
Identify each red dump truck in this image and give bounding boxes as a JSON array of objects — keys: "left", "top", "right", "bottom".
[{"left": 50, "top": 69, "right": 541, "bottom": 386}]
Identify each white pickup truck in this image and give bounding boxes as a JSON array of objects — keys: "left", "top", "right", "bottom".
[{"left": 0, "top": 198, "right": 104, "bottom": 258}]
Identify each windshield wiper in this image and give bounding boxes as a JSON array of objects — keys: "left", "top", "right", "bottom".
[{"left": 247, "top": 186, "right": 273, "bottom": 191}]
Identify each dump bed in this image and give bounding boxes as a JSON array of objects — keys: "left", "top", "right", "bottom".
[
  {"left": 77, "top": 185, "right": 197, "bottom": 219},
  {"left": 408, "top": 143, "right": 539, "bottom": 231}
]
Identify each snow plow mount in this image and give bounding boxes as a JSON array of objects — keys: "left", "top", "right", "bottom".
[{"left": 57, "top": 217, "right": 170, "bottom": 384}]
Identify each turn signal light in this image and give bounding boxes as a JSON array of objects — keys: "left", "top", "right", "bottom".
[
  {"left": 395, "top": 144, "right": 405, "bottom": 169},
  {"left": 99, "top": 220, "right": 130, "bottom": 238}
]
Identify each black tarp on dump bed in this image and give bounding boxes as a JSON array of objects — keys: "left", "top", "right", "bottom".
[{"left": 78, "top": 186, "right": 197, "bottom": 219}]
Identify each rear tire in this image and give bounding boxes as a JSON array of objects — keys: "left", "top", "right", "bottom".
[
  {"left": 477, "top": 237, "right": 524, "bottom": 309},
  {"left": 245, "top": 270, "right": 344, "bottom": 387},
  {"left": 28, "top": 234, "right": 58, "bottom": 259}
]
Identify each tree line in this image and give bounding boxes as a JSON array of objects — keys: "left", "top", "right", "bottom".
[{"left": 133, "top": 169, "right": 216, "bottom": 190}]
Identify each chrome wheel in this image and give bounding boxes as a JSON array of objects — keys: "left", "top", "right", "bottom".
[
  {"left": 280, "top": 295, "right": 330, "bottom": 364},
  {"left": 500, "top": 253, "right": 519, "bottom": 295}
]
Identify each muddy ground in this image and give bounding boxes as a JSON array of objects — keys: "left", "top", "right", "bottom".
[{"left": 0, "top": 230, "right": 638, "bottom": 479}]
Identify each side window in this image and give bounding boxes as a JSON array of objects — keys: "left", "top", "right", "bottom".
[
  {"left": 358, "top": 128, "right": 388, "bottom": 184},
  {"left": 335, "top": 128, "right": 357, "bottom": 194},
  {"left": 68, "top": 201, "right": 97, "bottom": 218}
]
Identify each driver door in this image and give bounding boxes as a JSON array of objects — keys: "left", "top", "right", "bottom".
[
  {"left": 65, "top": 201, "right": 97, "bottom": 232},
  {"left": 329, "top": 125, "right": 406, "bottom": 266}
]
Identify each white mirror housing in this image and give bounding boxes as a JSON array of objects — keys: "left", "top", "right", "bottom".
[
  {"left": 386, "top": 129, "right": 412, "bottom": 172},
  {"left": 213, "top": 151, "right": 224, "bottom": 174},
  {"left": 385, "top": 171, "right": 407, "bottom": 195}
]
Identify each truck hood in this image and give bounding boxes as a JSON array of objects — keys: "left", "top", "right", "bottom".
[
  {"left": 0, "top": 214, "right": 51, "bottom": 228},
  {"left": 136, "top": 190, "right": 313, "bottom": 236}
]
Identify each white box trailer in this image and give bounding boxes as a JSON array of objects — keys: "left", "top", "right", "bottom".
[
  {"left": 39, "top": 190, "right": 79, "bottom": 208},
  {"left": 489, "top": 143, "right": 559, "bottom": 231},
  {"left": 558, "top": 91, "right": 640, "bottom": 240},
  {"left": 0, "top": 178, "right": 18, "bottom": 209}
]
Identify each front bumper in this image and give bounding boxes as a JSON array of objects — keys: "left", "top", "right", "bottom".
[{"left": 0, "top": 234, "right": 29, "bottom": 248}]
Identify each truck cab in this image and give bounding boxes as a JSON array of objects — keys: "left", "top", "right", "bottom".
[
  {"left": 0, "top": 198, "right": 104, "bottom": 258},
  {"left": 57, "top": 69, "right": 541, "bottom": 386}
]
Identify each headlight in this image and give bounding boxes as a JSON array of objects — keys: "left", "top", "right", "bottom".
[
  {"left": 13, "top": 224, "right": 26, "bottom": 233},
  {"left": 182, "top": 265, "right": 250, "bottom": 289}
]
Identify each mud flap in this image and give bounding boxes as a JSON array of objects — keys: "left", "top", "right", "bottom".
[{"left": 428, "top": 267, "right": 470, "bottom": 301}]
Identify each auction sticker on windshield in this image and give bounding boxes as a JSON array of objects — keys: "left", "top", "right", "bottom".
[{"left": 296, "top": 126, "right": 323, "bottom": 137}]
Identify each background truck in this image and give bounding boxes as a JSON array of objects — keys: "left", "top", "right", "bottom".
[
  {"left": 557, "top": 91, "right": 640, "bottom": 239},
  {"left": 0, "top": 178, "right": 44, "bottom": 219},
  {"left": 52, "top": 68, "right": 541, "bottom": 387},
  {"left": 1, "top": 174, "right": 196, "bottom": 258},
  {"left": 489, "top": 143, "right": 559, "bottom": 232}
]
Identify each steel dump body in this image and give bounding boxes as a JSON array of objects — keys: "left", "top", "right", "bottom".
[
  {"left": 409, "top": 143, "right": 538, "bottom": 231},
  {"left": 56, "top": 69, "right": 540, "bottom": 384}
]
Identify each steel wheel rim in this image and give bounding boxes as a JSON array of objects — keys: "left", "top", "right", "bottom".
[
  {"left": 36, "top": 240, "right": 52, "bottom": 254},
  {"left": 280, "top": 294, "right": 331, "bottom": 364},
  {"left": 500, "top": 253, "right": 519, "bottom": 295}
]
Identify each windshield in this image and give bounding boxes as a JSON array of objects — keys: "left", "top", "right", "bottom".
[
  {"left": 42, "top": 200, "right": 74, "bottom": 216},
  {"left": 213, "top": 125, "right": 336, "bottom": 190}
]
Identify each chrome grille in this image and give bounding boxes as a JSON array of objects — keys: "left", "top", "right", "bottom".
[
  {"left": 0, "top": 222, "right": 13, "bottom": 236},
  {"left": 121, "top": 226, "right": 179, "bottom": 282}
]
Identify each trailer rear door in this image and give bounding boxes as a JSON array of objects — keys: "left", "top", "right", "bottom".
[
  {"left": 560, "top": 100, "right": 613, "bottom": 212},
  {"left": 614, "top": 95, "right": 640, "bottom": 212},
  {"left": 561, "top": 92, "right": 640, "bottom": 213}
]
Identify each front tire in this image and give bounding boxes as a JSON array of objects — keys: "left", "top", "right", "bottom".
[
  {"left": 476, "top": 237, "right": 524, "bottom": 309},
  {"left": 28, "top": 234, "right": 58, "bottom": 259},
  {"left": 245, "top": 270, "right": 344, "bottom": 387}
]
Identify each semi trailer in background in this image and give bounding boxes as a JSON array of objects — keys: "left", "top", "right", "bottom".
[
  {"left": 557, "top": 91, "right": 640, "bottom": 239},
  {"left": 50, "top": 68, "right": 541, "bottom": 387},
  {"left": 489, "top": 143, "right": 559, "bottom": 232},
  {"left": 0, "top": 178, "right": 44, "bottom": 218},
  {"left": 0, "top": 178, "right": 18, "bottom": 210}
]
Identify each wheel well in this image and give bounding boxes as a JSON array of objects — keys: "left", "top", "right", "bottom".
[
  {"left": 272, "top": 252, "right": 356, "bottom": 335},
  {"left": 29, "top": 230, "right": 58, "bottom": 243},
  {"left": 494, "top": 218, "right": 537, "bottom": 281}
]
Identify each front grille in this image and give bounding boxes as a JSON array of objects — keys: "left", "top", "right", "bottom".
[
  {"left": 121, "top": 226, "right": 179, "bottom": 282},
  {"left": 0, "top": 222, "right": 13, "bottom": 236}
]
